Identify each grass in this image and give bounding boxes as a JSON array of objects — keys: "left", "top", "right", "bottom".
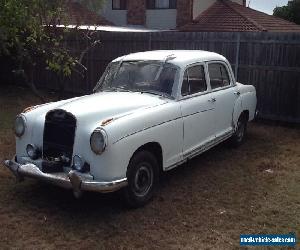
[{"left": 0, "top": 85, "right": 299, "bottom": 249}]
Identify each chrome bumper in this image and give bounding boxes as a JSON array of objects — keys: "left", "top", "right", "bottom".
[{"left": 3, "top": 159, "right": 128, "bottom": 197}]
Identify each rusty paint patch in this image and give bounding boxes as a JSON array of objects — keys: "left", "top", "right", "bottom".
[
  {"left": 101, "top": 118, "right": 114, "bottom": 126},
  {"left": 22, "top": 106, "right": 36, "bottom": 113}
]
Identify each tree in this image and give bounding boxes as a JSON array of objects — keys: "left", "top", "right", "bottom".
[
  {"left": 0, "top": 0, "right": 102, "bottom": 100},
  {"left": 273, "top": 0, "right": 300, "bottom": 25}
]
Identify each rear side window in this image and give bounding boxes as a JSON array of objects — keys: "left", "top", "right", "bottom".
[
  {"left": 181, "top": 65, "right": 207, "bottom": 96},
  {"left": 208, "top": 63, "right": 231, "bottom": 89}
]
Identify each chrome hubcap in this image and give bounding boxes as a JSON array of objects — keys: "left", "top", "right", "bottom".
[{"left": 133, "top": 164, "right": 153, "bottom": 197}]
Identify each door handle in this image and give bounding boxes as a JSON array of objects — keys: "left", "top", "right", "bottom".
[
  {"left": 208, "top": 98, "right": 216, "bottom": 103},
  {"left": 234, "top": 91, "right": 241, "bottom": 96}
]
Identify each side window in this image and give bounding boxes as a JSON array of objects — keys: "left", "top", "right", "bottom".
[
  {"left": 112, "top": 0, "right": 127, "bottom": 10},
  {"left": 208, "top": 63, "right": 231, "bottom": 89},
  {"left": 181, "top": 65, "right": 207, "bottom": 96},
  {"left": 147, "top": 0, "right": 177, "bottom": 9}
]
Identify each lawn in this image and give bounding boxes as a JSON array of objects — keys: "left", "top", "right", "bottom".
[{"left": 0, "top": 85, "right": 299, "bottom": 249}]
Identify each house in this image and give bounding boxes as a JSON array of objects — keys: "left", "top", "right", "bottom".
[
  {"left": 180, "top": 0, "right": 300, "bottom": 32},
  {"left": 100, "top": 0, "right": 246, "bottom": 29},
  {"left": 65, "top": 1, "right": 114, "bottom": 26}
]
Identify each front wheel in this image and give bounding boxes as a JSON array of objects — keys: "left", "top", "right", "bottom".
[
  {"left": 230, "top": 115, "right": 247, "bottom": 147},
  {"left": 122, "top": 151, "right": 159, "bottom": 208}
]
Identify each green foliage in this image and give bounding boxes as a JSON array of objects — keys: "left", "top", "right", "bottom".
[
  {"left": 273, "top": 0, "right": 300, "bottom": 25},
  {"left": 0, "top": 0, "right": 102, "bottom": 82},
  {"left": 79, "top": 0, "right": 104, "bottom": 12}
]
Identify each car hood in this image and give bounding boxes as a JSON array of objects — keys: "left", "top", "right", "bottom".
[{"left": 51, "top": 91, "right": 169, "bottom": 121}]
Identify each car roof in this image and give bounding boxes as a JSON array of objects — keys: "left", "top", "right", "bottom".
[{"left": 112, "top": 50, "right": 227, "bottom": 67}]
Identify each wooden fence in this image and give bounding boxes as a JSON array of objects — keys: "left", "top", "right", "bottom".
[{"left": 35, "top": 31, "right": 300, "bottom": 123}]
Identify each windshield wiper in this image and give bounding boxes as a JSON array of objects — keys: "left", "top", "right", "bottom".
[
  {"left": 138, "top": 90, "right": 174, "bottom": 99},
  {"left": 102, "top": 87, "right": 130, "bottom": 92}
]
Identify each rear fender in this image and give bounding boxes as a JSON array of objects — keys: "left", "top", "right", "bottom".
[{"left": 232, "top": 97, "right": 243, "bottom": 128}]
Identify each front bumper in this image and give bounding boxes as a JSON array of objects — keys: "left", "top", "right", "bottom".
[{"left": 3, "top": 159, "right": 128, "bottom": 197}]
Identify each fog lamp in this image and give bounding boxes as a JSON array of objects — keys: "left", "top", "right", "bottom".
[
  {"left": 26, "top": 144, "right": 40, "bottom": 160},
  {"left": 73, "top": 155, "right": 85, "bottom": 171}
]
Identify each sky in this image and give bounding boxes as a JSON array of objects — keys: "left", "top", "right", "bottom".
[{"left": 246, "top": 0, "right": 289, "bottom": 15}]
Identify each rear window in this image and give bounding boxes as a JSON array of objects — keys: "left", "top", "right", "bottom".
[{"left": 208, "top": 63, "right": 231, "bottom": 89}]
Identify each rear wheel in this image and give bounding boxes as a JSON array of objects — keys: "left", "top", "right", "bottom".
[
  {"left": 123, "top": 151, "right": 159, "bottom": 208},
  {"left": 230, "top": 114, "right": 247, "bottom": 147}
]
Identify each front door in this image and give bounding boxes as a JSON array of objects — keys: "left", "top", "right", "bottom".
[{"left": 180, "top": 64, "right": 216, "bottom": 157}]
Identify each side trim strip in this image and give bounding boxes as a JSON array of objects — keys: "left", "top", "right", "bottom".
[
  {"left": 114, "top": 108, "right": 214, "bottom": 144},
  {"left": 113, "top": 116, "right": 182, "bottom": 144},
  {"left": 165, "top": 130, "right": 234, "bottom": 171}
]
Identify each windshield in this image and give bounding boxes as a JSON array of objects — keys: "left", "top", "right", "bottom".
[{"left": 94, "top": 61, "right": 178, "bottom": 98}]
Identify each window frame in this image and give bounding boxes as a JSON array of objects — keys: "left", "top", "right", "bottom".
[
  {"left": 112, "top": 0, "right": 127, "bottom": 10},
  {"left": 146, "top": 0, "right": 177, "bottom": 10},
  {"left": 206, "top": 61, "right": 235, "bottom": 92},
  {"left": 179, "top": 63, "right": 209, "bottom": 99}
]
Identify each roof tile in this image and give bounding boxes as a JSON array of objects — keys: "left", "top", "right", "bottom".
[{"left": 180, "top": 0, "right": 300, "bottom": 32}]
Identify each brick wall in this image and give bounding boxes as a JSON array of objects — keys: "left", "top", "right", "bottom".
[
  {"left": 127, "top": 0, "right": 146, "bottom": 25},
  {"left": 176, "top": 0, "right": 193, "bottom": 27}
]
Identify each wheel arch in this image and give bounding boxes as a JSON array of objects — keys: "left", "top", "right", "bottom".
[
  {"left": 130, "top": 142, "right": 163, "bottom": 173},
  {"left": 240, "top": 110, "right": 249, "bottom": 121}
]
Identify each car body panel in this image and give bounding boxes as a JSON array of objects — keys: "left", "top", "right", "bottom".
[{"left": 6, "top": 50, "right": 257, "bottom": 193}]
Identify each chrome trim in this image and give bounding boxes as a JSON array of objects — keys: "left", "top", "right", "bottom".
[
  {"left": 165, "top": 159, "right": 187, "bottom": 171},
  {"left": 3, "top": 159, "right": 128, "bottom": 196},
  {"left": 15, "top": 115, "right": 26, "bottom": 137},
  {"left": 90, "top": 128, "right": 108, "bottom": 155},
  {"left": 165, "top": 130, "right": 234, "bottom": 171},
  {"left": 113, "top": 116, "right": 182, "bottom": 144},
  {"left": 184, "top": 130, "right": 234, "bottom": 159}
]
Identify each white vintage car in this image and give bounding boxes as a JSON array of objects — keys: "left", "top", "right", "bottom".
[{"left": 4, "top": 50, "right": 257, "bottom": 207}]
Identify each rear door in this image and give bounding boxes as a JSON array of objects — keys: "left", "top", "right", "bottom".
[
  {"left": 180, "top": 64, "right": 216, "bottom": 157},
  {"left": 207, "top": 62, "right": 238, "bottom": 137}
]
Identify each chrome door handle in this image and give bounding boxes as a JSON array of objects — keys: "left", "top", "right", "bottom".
[
  {"left": 208, "top": 98, "right": 216, "bottom": 103},
  {"left": 234, "top": 91, "right": 241, "bottom": 96}
]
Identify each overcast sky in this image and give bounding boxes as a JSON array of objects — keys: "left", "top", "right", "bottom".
[{"left": 247, "top": 0, "right": 289, "bottom": 15}]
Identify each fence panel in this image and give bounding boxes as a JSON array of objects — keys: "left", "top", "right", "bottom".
[{"left": 34, "top": 31, "right": 300, "bottom": 123}]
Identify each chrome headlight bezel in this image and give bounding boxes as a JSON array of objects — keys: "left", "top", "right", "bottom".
[
  {"left": 90, "top": 128, "right": 108, "bottom": 155},
  {"left": 14, "top": 115, "right": 26, "bottom": 137}
]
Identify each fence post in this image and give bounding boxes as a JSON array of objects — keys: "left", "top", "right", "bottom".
[
  {"left": 234, "top": 33, "right": 241, "bottom": 80},
  {"left": 148, "top": 32, "right": 152, "bottom": 50}
]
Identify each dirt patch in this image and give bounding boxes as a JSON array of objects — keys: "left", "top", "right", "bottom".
[{"left": 0, "top": 86, "right": 299, "bottom": 249}]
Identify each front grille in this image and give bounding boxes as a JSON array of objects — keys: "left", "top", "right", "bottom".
[{"left": 43, "top": 109, "right": 76, "bottom": 165}]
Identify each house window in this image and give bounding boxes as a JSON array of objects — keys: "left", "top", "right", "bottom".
[
  {"left": 147, "top": 0, "right": 177, "bottom": 9},
  {"left": 112, "top": 0, "right": 127, "bottom": 10}
]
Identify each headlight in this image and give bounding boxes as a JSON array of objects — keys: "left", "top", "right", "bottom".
[
  {"left": 15, "top": 115, "right": 26, "bottom": 137},
  {"left": 90, "top": 129, "right": 107, "bottom": 155}
]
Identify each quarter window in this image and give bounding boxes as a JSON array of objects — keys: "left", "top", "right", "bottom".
[
  {"left": 112, "top": 0, "right": 127, "bottom": 10},
  {"left": 181, "top": 65, "right": 207, "bottom": 96},
  {"left": 208, "top": 63, "right": 231, "bottom": 89},
  {"left": 147, "top": 0, "right": 177, "bottom": 9}
]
